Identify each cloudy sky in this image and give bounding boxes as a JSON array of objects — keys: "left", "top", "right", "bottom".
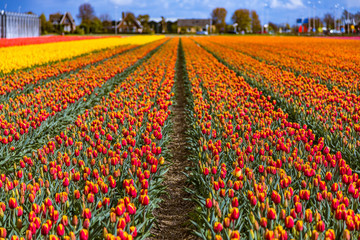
[{"left": 2, "top": 0, "right": 360, "bottom": 25}]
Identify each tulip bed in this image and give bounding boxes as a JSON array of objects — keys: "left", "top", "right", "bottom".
[
  {"left": 193, "top": 37, "right": 360, "bottom": 169},
  {"left": 0, "top": 35, "right": 164, "bottom": 74},
  {"left": 1, "top": 34, "right": 360, "bottom": 240},
  {"left": 0, "top": 37, "right": 178, "bottom": 239},
  {"left": 0, "top": 44, "right": 138, "bottom": 97},
  {"left": 182, "top": 37, "right": 360, "bottom": 239},
  {"left": 0, "top": 36, "right": 112, "bottom": 48},
  {"left": 202, "top": 36, "right": 360, "bottom": 93},
  {"left": 0, "top": 38, "right": 167, "bottom": 173}
]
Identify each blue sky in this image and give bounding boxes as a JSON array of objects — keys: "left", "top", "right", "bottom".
[{"left": 2, "top": 0, "right": 360, "bottom": 25}]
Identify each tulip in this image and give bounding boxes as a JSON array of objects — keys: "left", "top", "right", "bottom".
[
  {"left": 206, "top": 198, "right": 212, "bottom": 208},
  {"left": 79, "top": 229, "right": 89, "bottom": 240},
  {"left": 72, "top": 215, "right": 78, "bottom": 227},
  {"left": 127, "top": 203, "right": 136, "bottom": 215},
  {"left": 230, "top": 231, "right": 240, "bottom": 240},
  {"left": 260, "top": 217, "right": 267, "bottom": 228},
  {"left": 9, "top": 198, "right": 17, "bottom": 209},
  {"left": 230, "top": 207, "right": 239, "bottom": 220},
  {"left": 296, "top": 220, "right": 303, "bottom": 232},
  {"left": 267, "top": 208, "right": 276, "bottom": 220},
  {"left": 0, "top": 228, "right": 7, "bottom": 238},
  {"left": 265, "top": 230, "right": 274, "bottom": 240},
  {"left": 57, "top": 224, "right": 65, "bottom": 236},
  {"left": 83, "top": 219, "right": 90, "bottom": 229},
  {"left": 41, "top": 223, "right": 50, "bottom": 236},
  {"left": 285, "top": 216, "right": 294, "bottom": 229},
  {"left": 223, "top": 217, "right": 231, "bottom": 228},
  {"left": 82, "top": 208, "right": 91, "bottom": 219},
  {"left": 213, "top": 222, "right": 223, "bottom": 233}
]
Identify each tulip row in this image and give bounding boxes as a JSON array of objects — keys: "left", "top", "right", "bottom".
[
  {"left": 204, "top": 36, "right": 360, "bottom": 94},
  {"left": 0, "top": 43, "right": 137, "bottom": 97},
  {"left": 0, "top": 38, "right": 167, "bottom": 173},
  {"left": 0, "top": 35, "right": 165, "bottom": 74},
  {"left": 182, "top": 37, "right": 360, "bottom": 239},
  {"left": 193, "top": 37, "right": 360, "bottom": 168},
  {"left": 0, "top": 38, "right": 178, "bottom": 239},
  {"left": 0, "top": 36, "right": 111, "bottom": 48}
]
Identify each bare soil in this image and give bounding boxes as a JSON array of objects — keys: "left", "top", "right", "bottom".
[{"left": 149, "top": 41, "right": 196, "bottom": 240}]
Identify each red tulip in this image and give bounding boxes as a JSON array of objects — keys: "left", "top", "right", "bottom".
[
  {"left": 82, "top": 208, "right": 91, "bottom": 219},
  {"left": 267, "top": 208, "right": 276, "bottom": 220},
  {"left": 56, "top": 224, "right": 65, "bottom": 236},
  {"left": 79, "top": 229, "right": 89, "bottom": 240},
  {"left": 9, "top": 198, "right": 17, "bottom": 209},
  {"left": 41, "top": 223, "right": 50, "bottom": 236},
  {"left": 0, "top": 228, "right": 7, "bottom": 238},
  {"left": 296, "top": 220, "right": 304, "bottom": 232},
  {"left": 285, "top": 216, "right": 294, "bottom": 229},
  {"left": 316, "top": 220, "right": 325, "bottom": 232},
  {"left": 230, "top": 207, "right": 240, "bottom": 220},
  {"left": 260, "top": 217, "right": 267, "bottom": 228},
  {"left": 206, "top": 198, "right": 212, "bottom": 208},
  {"left": 214, "top": 222, "right": 223, "bottom": 233}
]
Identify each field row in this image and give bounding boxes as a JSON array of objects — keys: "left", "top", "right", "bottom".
[
  {"left": 0, "top": 36, "right": 359, "bottom": 239},
  {"left": 0, "top": 37, "right": 177, "bottom": 239},
  {"left": 193, "top": 37, "right": 360, "bottom": 168},
  {"left": 183, "top": 37, "right": 360, "bottom": 239},
  {"left": 0, "top": 36, "right": 164, "bottom": 74}
]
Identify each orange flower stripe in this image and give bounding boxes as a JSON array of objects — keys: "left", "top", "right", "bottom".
[
  {"left": 0, "top": 38, "right": 178, "bottom": 239},
  {"left": 182, "top": 37, "right": 360, "bottom": 239},
  {"left": 194, "top": 37, "right": 360, "bottom": 166}
]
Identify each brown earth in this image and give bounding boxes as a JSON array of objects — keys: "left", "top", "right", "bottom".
[{"left": 149, "top": 41, "right": 197, "bottom": 240}]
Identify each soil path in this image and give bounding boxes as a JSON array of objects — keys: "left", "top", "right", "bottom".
[{"left": 149, "top": 40, "right": 196, "bottom": 240}]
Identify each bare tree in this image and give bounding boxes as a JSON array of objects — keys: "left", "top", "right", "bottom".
[{"left": 77, "top": 3, "right": 95, "bottom": 25}]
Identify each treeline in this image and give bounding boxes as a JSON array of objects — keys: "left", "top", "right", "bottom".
[
  {"left": 211, "top": 8, "right": 261, "bottom": 33},
  {"left": 39, "top": 3, "right": 179, "bottom": 35}
]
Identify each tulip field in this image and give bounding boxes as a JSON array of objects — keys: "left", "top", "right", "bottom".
[{"left": 0, "top": 35, "right": 360, "bottom": 240}]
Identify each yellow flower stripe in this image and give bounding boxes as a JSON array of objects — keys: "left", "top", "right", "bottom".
[{"left": 0, "top": 35, "right": 165, "bottom": 73}]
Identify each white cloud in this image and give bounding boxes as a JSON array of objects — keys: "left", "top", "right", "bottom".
[
  {"left": 109, "top": 0, "right": 133, "bottom": 6},
  {"left": 270, "top": 0, "right": 304, "bottom": 9},
  {"left": 346, "top": 0, "right": 360, "bottom": 7}
]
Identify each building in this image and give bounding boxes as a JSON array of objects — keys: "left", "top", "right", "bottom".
[
  {"left": 0, "top": 11, "right": 40, "bottom": 38},
  {"left": 117, "top": 12, "right": 143, "bottom": 33},
  {"left": 177, "top": 19, "right": 214, "bottom": 34},
  {"left": 49, "top": 12, "right": 76, "bottom": 33}
]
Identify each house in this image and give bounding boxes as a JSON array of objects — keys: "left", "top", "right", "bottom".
[
  {"left": 117, "top": 12, "right": 143, "bottom": 33},
  {"left": 177, "top": 19, "right": 214, "bottom": 34},
  {"left": 0, "top": 11, "right": 40, "bottom": 38},
  {"left": 49, "top": 12, "right": 75, "bottom": 33}
]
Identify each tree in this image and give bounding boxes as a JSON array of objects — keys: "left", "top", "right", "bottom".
[
  {"left": 77, "top": 3, "right": 95, "bottom": 26},
  {"left": 211, "top": 8, "right": 227, "bottom": 33},
  {"left": 137, "top": 14, "right": 150, "bottom": 33},
  {"left": 161, "top": 16, "right": 167, "bottom": 33},
  {"left": 251, "top": 10, "right": 261, "bottom": 33},
  {"left": 268, "top": 22, "right": 278, "bottom": 33},
  {"left": 40, "top": 13, "right": 47, "bottom": 34},
  {"left": 39, "top": 13, "right": 54, "bottom": 34},
  {"left": 232, "top": 9, "right": 251, "bottom": 32},
  {"left": 90, "top": 17, "right": 102, "bottom": 33},
  {"left": 100, "top": 14, "right": 112, "bottom": 33},
  {"left": 323, "top": 13, "right": 334, "bottom": 29}
]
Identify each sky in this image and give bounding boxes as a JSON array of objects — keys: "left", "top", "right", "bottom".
[{"left": 1, "top": 0, "right": 360, "bottom": 25}]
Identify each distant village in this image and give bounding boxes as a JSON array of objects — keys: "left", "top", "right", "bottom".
[{"left": 0, "top": 3, "right": 360, "bottom": 38}]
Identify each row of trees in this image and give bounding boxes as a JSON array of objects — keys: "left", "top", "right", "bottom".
[
  {"left": 211, "top": 7, "right": 360, "bottom": 34},
  {"left": 211, "top": 8, "right": 261, "bottom": 33}
]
